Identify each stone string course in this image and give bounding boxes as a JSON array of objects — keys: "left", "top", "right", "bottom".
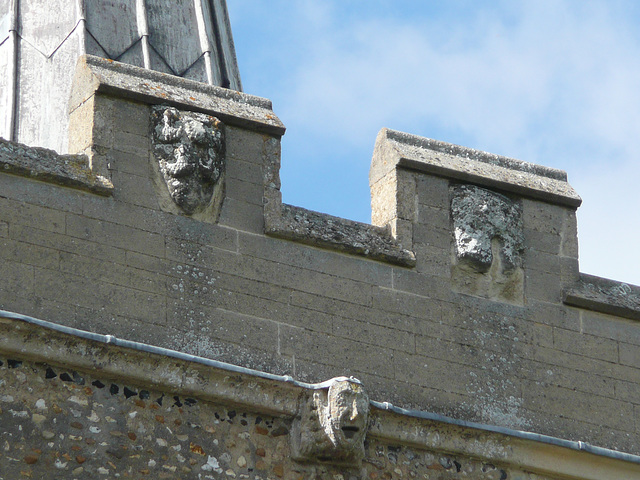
[{"left": 0, "top": 344, "right": 567, "bottom": 479}]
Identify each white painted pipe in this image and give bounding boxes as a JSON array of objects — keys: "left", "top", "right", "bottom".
[
  {"left": 7, "top": 0, "right": 19, "bottom": 141},
  {"left": 136, "top": 0, "right": 151, "bottom": 69},
  {"left": 194, "top": 0, "right": 215, "bottom": 85},
  {"left": 76, "top": 0, "right": 87, "bottom": 55}
]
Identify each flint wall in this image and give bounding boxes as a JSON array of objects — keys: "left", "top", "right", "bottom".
[
  {"left": 6, "top": 315, "right": 631, "bottom": 479},
  {"left": 0, "top": 55, "right": 639, "bottom": 456}
]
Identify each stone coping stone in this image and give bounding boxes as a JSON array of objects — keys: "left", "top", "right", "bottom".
[
  {"left": 371, "top": 128, "right": 582, "bottom": 208},
  {"left": 70, "top": 55, "right": 285, "bottom": 136},
  {"left": 0, "top": 137, "right": 113, "bottom": 195},
  {"left": 265, "top": 203, "right": 416, "bottom": 267},
  {"left": 564, "top": 273, "right": 640, "bottom": 321}
]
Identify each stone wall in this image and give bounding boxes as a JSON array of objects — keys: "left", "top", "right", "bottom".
[
  {"left": 1, "top": 313, "right": 636, "bottom": 479},
  {"left": 0, "top": 55, "right": 639, "bottom": 460}
]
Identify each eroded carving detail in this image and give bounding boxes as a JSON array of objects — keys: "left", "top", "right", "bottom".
[
  {"left": 451, "top": 185, "right": 524, "bottom": 303},
  {"left": 151, "top": 106, "right": 225, "bottom": 215},
  {"left": 451, "top": 185, "right": 523, "bottom": 271},
  {"left": 291, "top": 377, "right": 369, "bottom": 467}
]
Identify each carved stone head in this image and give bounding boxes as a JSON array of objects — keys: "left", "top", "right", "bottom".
[
  {"left": 151, "top": 106, "right": 225, "bottom": 215},
  {"left": 450, "top": 184, "right": 524, "bottom": 303},
  {"left": 291, "top": 377, "right": 370, "bottom": 466},
  {"left": 323, "top": 379, "right": 369, "bottom": 450}
]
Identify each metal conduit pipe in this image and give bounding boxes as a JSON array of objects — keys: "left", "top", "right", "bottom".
[
  {"left": 136, "top": 0, "right": 151, "bottom": 69},
  {"left": 75, "top": 0, "right": 87, "bottom": 56},
  {"left": 7, "top": 0, "right": 19, "bottom": 141},
  {"left": 194, "top": 0, "right": 215, "bottom": 85}
]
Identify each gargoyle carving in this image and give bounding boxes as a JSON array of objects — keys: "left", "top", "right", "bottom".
[
  {"left": 291, "top": 377, "right": 370, "bottom": 467},
  {"left": 151, "top": 106, "right": 225, "bottom": 215}
]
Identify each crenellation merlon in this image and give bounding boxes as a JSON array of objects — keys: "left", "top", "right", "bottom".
[
  {"left": 371, "top": 128, "right": 581, "bottom": 208},
  {"left": 384, "top": 128, "right": 568, "bottom": 180}
]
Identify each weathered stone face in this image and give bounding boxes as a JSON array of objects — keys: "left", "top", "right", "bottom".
[
  {"left": 451, "top": 184, "right": 523, "bottom": 273},
  {"left": 324, "top": 379, "right": 369, "bottom": 449},
  {"left": 450, "top": 184, "right": 525, "bottom": 303},
  {"left": 292, "top": 377, "right": 369, "bottom": 466},
  {"left": 151, "top": 106, "right": 225, "bottom": 215}
]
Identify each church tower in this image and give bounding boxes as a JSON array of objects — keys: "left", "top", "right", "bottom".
[{"left": 0, "top": 0, "right": 241, "bottom": 153}]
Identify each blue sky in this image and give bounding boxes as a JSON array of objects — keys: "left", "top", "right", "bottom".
[{"left": 228, "top": 0, "right": 640, "bottom": 286}]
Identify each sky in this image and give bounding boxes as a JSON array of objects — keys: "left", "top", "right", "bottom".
[{"left": 227, "top": 0, "right": 640, "bottom": 286}]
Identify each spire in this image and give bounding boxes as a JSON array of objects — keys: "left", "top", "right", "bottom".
[{"left": 0, "top": 0, "right": 241, "bottom": 153}]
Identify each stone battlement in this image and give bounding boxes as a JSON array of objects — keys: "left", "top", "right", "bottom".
[{"left": 0, "top": 56, "right": 639, "bottom": 467}]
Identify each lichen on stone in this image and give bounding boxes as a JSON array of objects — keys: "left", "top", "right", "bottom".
[
  {"left": 291, "top": 377, "right": 370, "bottom": 467},
  {"left": 451, "top": 184, "right": 524, "bottom": 273},
  {"left": 151, "top": 106, "right": 225, "bottom": 216}
]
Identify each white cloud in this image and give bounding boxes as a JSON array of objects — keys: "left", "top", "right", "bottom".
[
  {"left": 230, "top": 1, "right": 640, "bottom": 285},
  {"left": 573, "top": 161, "right": 640, "bottom": 285}
]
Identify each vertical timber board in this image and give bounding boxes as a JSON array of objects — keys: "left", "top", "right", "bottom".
[
  {"left": 15, "top": 26, "right": 81, "bottom": 152},
  {"left": 145, "top": 41, "right": 174, "bottom": 75},
  {"left": 17, "top": 0, "right": 78, "bottom": 56},
  {"left": 181, "top": 54, "right": 211, "bottom": 84},
  {"left": 14, "top": 0, "right": 81, "bottom": 152},
  {"left": 210, "top": 0, "right": 241, "bottom": 90},
  {"left": 146, "top": 0, "right": 202, "bottom": 75},
  {"left": 84, "top": 29, "right": 109, "bottom": 58},
  {"left": 0, "top": 0, "right": 9, "bottom": 38},
  {"left": 116, "top": 40, "right": 147, "bottom": 69},
  {"left": 84, "top": 0, "right": 139, "bottom": 59},
  {"left": 0, "top": 0, "right": 10, "bottom": 139}
]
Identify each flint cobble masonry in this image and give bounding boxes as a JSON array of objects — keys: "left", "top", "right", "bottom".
[{"left": 0, "top": 347, "right": 567, "bottom": 480}]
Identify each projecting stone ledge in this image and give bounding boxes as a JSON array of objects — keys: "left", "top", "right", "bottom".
[
  {"left": 70, "top": 55, "right": 285, "bottom": 137},
  {"left": 371, "top": 128, "right": 582, "bottom": 208},
  {"left": 0, "top": 137, "right": 113, "bottom": 195},
  {"left": 564, "top": 274, "right": 640, "bottom": 321},
  {"left": 265, "top": 203, "right": 416, "bottom": 267}
]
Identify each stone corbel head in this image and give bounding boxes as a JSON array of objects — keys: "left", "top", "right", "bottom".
[
  {"left": 450, "top": 184, "right": 525, "bottom": 303},
  {"left": 291, "top": 377, "right": 370, "bottom": 467},
  {"left": 151, "top": 106, "right": 225, "bottom": 216}
]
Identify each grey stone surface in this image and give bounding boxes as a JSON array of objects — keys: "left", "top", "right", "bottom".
[
  {"left": 265, "top": 203, "right": 416, "bottom": 267},
  {"left": 2, "top": 0, "right": 241, "bottom": 153},
  {"left": 2, "top": 38, "right": 640, "bottom": 463},
  {"left": 70, "top": 55, "right": 284, "bottom": 136},
  {"left": 451, "top": 185, "right": 523, "bottom": 272},
  {"left": 564, "top": 273, "right": 640, "bottom": 320},
  {"left": 0, "top": 137, "right": 113, "bottom": 195},
  {"left": 371, "top": 128, "right": 582, "bottom": 208},
  {"left": 151, "top": 106, "right": 225, "bottom": 216}
]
